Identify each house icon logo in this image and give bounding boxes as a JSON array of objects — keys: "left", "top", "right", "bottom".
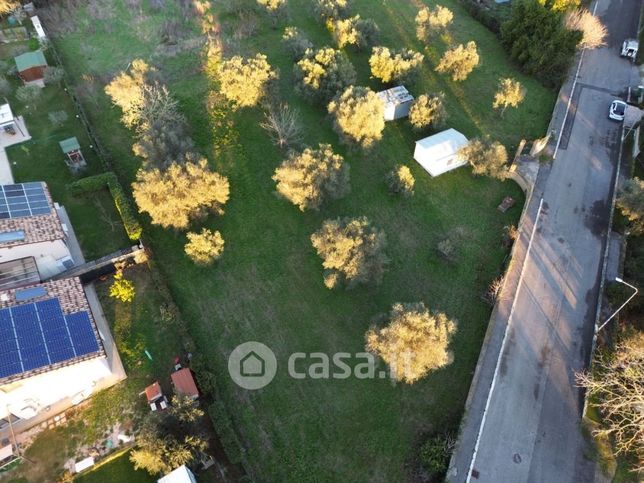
[
  {"left": 240, "top": 351, "right": 265, "bottom": 377},
  {"left": 228, "top": 341, "right": 277, "bottom": 390}
]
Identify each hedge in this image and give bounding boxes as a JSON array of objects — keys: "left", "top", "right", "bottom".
[
  {"left": 208, "top": 401, "right": 245, "bottom": 465},
  {"left": 68, "top": 172, "right": 142, "bottom": 241}
]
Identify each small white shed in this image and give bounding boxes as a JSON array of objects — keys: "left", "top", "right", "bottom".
[
  {"left": 158, "top": 465, "right": 197, "bottom": 483},
  {"left": 413, "top": 128, "right": 468, "bottom": 177},
  {"left": 376, "top": 86, "right": 414, "bottom": 121}
]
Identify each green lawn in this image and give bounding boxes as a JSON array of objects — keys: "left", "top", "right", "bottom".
[
  {"left": 46, "top": 0, "right": 557, "bottom": 480},
  {"left": 75, "top": 450, "right": 154, "bottom": 483}
]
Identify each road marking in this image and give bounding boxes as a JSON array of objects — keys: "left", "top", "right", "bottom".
[
  {"left": 553, "top": 0, "right": 600, "bottom": 159},
  {"left": 465, "top": 198, "right": 544, "bottom": 482}
]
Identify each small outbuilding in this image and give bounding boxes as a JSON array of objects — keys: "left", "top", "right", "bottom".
[
  {"left": 14, "top": 50, "right": 47, "bottom": 85},
  {"left": 376, "top": 86, "right": 414, "bottom": 121},
  {"left": 158, "top": 465, "right": 197, "bottom": 483},
  {"left": 413, "top": 128, "right": 469, "bottom": 177},
  {"left": 59, "top": 137, "right": 86, "bottom": 172},
  {"left": 0, "top": 104, "right": 16, "bottom": 134},
  {"left": 171, "top": 368, "right": 199, "bottom": 400}
]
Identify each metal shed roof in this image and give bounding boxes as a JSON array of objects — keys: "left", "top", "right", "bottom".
[
  {"left": 14, "top": 50, "right": 47, "bottom": 72},
  {"left": 59, "top": 137, "right": 80, "bottom": 154}
]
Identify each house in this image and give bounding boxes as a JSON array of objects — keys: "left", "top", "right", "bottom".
[
  {"left": 413, "top": 128, "right": 469, "bottom": 177},
  {"left": 171, "top": 368, "right": 199, "bottom": 400},
  {"left": 376, "top": 86, "right": 414, "bottom": 121},
  {"left": 14, "top": 50, "right": 48, "bottom": 86},
  {"left": 158, "top": 465, "right": 197, "bottom": 483},
  {"left": 0, "top": 277, "right": 121, "bottom": 434},
  {"left": 0, "top": 182, "right": 74, "bottom": 284}
]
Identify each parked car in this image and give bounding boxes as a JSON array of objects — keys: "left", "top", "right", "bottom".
[
  {"left": 609, "top": 100, "right": 627, "bottom": 122},
  {"left": 620, "top": 39, "right": 638, "bottom": 61}
]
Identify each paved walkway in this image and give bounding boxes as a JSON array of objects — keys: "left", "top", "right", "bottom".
[{"left": 0, "top": 116, "right": 31, "bottom": 185}]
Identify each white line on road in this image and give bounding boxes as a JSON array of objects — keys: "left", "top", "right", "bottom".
[
  {"left": 553, "top": 0, "right": 600, "bottom": 159},
  {"left": 465, "top": 198, "right": 544, "bottom": 483}
]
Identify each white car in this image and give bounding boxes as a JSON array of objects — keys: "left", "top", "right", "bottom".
[{"left": 609, "top": 100, "right": 627, "bottom": 122}]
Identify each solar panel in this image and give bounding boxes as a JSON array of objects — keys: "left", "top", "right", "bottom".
[
  {"left": 0, "top": 183, "right": 52, "bottom": 219},
  {"left": 0, "top": 297, "right": 101, "bottom": 380}
]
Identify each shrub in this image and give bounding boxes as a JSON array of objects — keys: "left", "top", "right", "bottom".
[
  {"left": 109, "top": 270, "right": 135, "bottom": 303},
  {"left": 282, "top": 26, "right": 313, "bottom": 59},
  {"left": 617, "top": 177, "right": 644, "bottom": 234},
  {"left": 415, "top": 5, "right": 454, "bottom": 42},
  {"left": 564, "top": 8, "right": 607, "bottom": 49},
  {"left": 208, "top": 402, "right": 244, "bottom": 464},
  {"left": 294, "top": 47, "right": 356, "bottom": 103},
  {"left": 185, "top": 228, "right": 225, "bottom": 265},
  {"left": 386, "top": 165, "right": 415, "bottom": 197},
  {"left": 48, "top": 110, "right": 69, "bottom": 127},
  {"left": 420, "top": 435, "right": 453, "bottom": 478},
  {"left": 311, "top": 216, "right": 388, "bottom": 288},
  {"left": 408, "top": 93, "right": 446, "bottom": 130},
  {"left": 329, "top": 15, "right": 379, "bottom": 50},
  {"left": 218, "top": 54, "right": 278, "bottom": 108},
  {"left": 16, "top": 85, "right": 42, "bottom": 108},
  {"left": 435, "top": 41, "right": 479, "bottom": 81},
  {"left": 273, "top": 143, "right": 350, "bottom": 211},
  {"left": 315, "top": 0, "right": 350, "bottom": 20},
  {"left": 365, "top": 302, "right": 457, "bottom": 383},
  {"left": 369, "top": 46, "right": 424, "bottom": 84},
  {"left": 458, "top": 137, "right": 509, "bottom": 180},
  {"left": 327, "top": 86, "right": 384, "bottom": 148},
  {"left": 539, "top": 0, "right": 580, "bottom": 12},
  {"left": 43, "top": 66, "right": 64, "bottom": 85}
]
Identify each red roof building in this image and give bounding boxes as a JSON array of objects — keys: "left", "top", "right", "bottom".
[{"left": 171, "top": 368, "right": 199, "bottom": 400}]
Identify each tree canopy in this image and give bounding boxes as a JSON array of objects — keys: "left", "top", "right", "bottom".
[
  {"left": 415, "top": 5, "right": 454, "bottom": 42},
  {"left": 315, "top": 0, "right": 350, "bottom": 20},
  {"left": 330, "top": 15, "right": 379, "bottom": 50},
  {"left": 327, "top": 86, "right": 384, "bottom": 148},
  {"left": 369, "top": 46, "right": 424, "bottom": 84},
  {"left": 185, "top": 228, "right": 225, "bottom": 265},
  {"left": 386, "top": 164, "right": 415, "bottom": 197},
  {"left": 132, "top": 158, "right": 230, "bottom": 230},
  {"left": 218, "top": 54, "right": 278, "bottom": 108},
  {"left": 365, "top": 302, "right": 457, "bottom": 383},
  {"left": 435, "top": 41, "right": 479, "bottom": 81},
  {"left": 408, "top": 93, "right": 446, "bottom": 130},
  {"left": 492, "top": 78, "right": 526, "bottom": 115},
  {"left": 311, "top": 216, "right": 388, "bottom": 289},
  {"left": 105, "top": 59, "right": 152, "bottom": 128},
  {"left": 273, "top": 143, "right": 350, "bottom": 211},
  {"left": 458, "top": 138, "right": 509, "bottom": 180},
  {"left": 282, "top": 26, "right": 313, "bottom": 59},
  {"left": 294, "top": 47, "right": 357, "bottom": 103}
]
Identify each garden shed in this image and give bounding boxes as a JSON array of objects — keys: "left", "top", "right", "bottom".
[
  {"left": 413, "top": 128, "right": 468, "bottom": 177},
  {"left": 59, "top": 137, "right": 86, "bottom": 172},
  {"left": 14, "top": 50, "right": 47, "bottom": 85},
  {"left": 376, "top": 86, "right": 414, "bottom": 121}
]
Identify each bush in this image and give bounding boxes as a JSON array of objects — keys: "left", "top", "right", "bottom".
[
  {"left": 458, "top": 137, "right": 509, "bottom": 180},
  {"left": 185, "top": 228, "right": 225, "bottom": 265},
  {"left": 408, "top": 93, "right": 446, "bottom": 130},
  {"left": 48, "top": 110, "right": 69, "bottom": 126},
  {"left": 282, "top": 26, "right": 313, "bottom": 59},
  {"left": 369, "top": 46, "right": 424, "bottom": 84},
  {"left": 294, "top": 47, "right": 356, "bottom": 103},
  {"left": 501, "top": 0, "right": 581, "bottom": 88},
  {"left": 617, "top": 177, "right": 644, "bottom": 234},
  {"left": 327, "top": 85, "right": 384, "bottom": 148},
  {"left": 43, "top": 66, "right": 64, "bottom": 85},
  {"left": 109, "top": 270, "right": 135, "bottom": 303},
  {"left": 419, "top": 435, "right": 452, "bottom": 478},
  {"left": 386, "top": 165, "right": 415, "bottom": 197},
  {"left": 68, "top": 172, "right": 143, "bottom": 240}
]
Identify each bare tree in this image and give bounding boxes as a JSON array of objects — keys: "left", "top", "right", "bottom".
[
  {"left": 564, "top": 8, "right": 607, "bottom": 49},
  {"left": 260, "top": 103, "right": 303, "bottom": 149},
  {"left": 576, "top": 332, "right": 644, "bottom": 471}
]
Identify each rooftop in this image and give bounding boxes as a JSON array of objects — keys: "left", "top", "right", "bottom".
[
  {"left": 14, "top": 50, "right": 47, "bottom": 72},
  {"left": 59, "top": 137, "right": 80, "bottom": 154},
  {"left": 171, "top": 368, "right": 199, "bottom": 399},
  {"left": 0, "top": 182, "right": 65, "bottom": 248},
  {"left": 0, "top": 278, "right": 105, "bottom": 383},
  {"left": 376, "top": 85, "right": 413, "bottom": 106}
]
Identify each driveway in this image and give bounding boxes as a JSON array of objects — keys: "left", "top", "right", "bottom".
[{"left": 448, "top": 0, "right": 641, "bottom": 480}]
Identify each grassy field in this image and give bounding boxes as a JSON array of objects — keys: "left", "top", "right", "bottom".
[
  {"left": 74, "top": 450, "right": 154, "bottom": 483},
  {"left": 45, "top": 0, "right": 558, "bottom": 479}
]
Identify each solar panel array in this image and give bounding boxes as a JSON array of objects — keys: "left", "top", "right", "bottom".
[
  {"left": 0, "top": 183, "right": 51, "bottom": 220},
  {"left": 0, "top": 297, "right": 100, "bottom": 379}
]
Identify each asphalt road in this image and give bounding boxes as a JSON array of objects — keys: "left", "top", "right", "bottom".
[{"left": 448, "top": 0, "right": 641, "bottom": 481}]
